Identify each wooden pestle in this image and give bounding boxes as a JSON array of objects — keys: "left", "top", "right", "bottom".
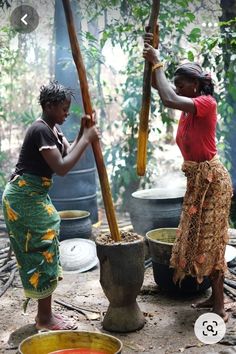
[
  {"left": 136, "top": 0, "right": 160, "bottom": 176},
  {"left": 62, "top": 0, "right": 121, "bottom": 242}
]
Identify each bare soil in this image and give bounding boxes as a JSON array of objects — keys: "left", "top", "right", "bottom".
[{"left": 0, "top": 231, "right": 236, "bottom": 354}]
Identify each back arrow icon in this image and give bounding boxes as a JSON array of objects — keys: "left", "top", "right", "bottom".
[
  {"left": 21, "top": 14, "right": 28, "bottom": 25},
  {"left": 10, "top": 5, "right": 39, "bottom": 33}
]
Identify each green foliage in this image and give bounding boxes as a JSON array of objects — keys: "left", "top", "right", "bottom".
[
  {"left": 0, "top": 25, "right": 46, "bottom": 181},
  {"left": 81, "top": 0, "right": 198, "bottom": 210},
  {"left": 187, "top": 28, "right": 201, "bottom": 43},
  {"left": 16, "top": 109, "right": 38, "bottom": 127},
  {"left": 0, "top": 26, "right": 24, "bottom": 182},
  {"left": 103, "top": 51, "right": 160, "bottom": 210},
  {"left": 0, "top": 151, "right": 7, "bottom": 189}
]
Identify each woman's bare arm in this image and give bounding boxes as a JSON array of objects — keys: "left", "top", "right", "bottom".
[
  {"left": 143, "top": 36, "right": 196, "bottom": 114},
  {"left": 62, "top": 113, "right": 96, "bottom": 155},
  {"left": 41, "top": 125, "right": 99, "bottom": 176}
]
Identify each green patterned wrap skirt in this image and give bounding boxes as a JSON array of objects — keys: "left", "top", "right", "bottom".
[{"left": 2, "top": 174, "right": 62, "bottom": 299}]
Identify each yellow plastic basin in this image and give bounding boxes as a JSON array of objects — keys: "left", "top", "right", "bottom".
[{"left": 19, "top": 331, "right": 123, "bottom": 354}]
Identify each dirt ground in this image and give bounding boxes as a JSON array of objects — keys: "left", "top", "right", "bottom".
[{"left": 0, "top": 230, "right": 236, "bottom": 354}]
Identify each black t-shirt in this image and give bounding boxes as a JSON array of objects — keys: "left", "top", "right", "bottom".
[{"left": 12, "top": 119, "right": 65, "bottom": 179}]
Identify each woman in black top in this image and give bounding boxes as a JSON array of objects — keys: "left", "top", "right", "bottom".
[{"left": 2, "top": 81, "right": 99, "bottom": 330}]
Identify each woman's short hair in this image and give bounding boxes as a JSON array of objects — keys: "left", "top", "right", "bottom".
[
  {"left": 174, "top": 62, "right": 214, "bottom": 96},
  {"left": 39, "top": 81, "right": 74, "bottom": 108}
]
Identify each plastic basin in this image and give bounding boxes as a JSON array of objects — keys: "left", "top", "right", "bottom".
[{"left": 19, "top": 331, "right": 123, "bottom": 354}]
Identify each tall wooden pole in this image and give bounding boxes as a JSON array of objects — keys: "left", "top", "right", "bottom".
[
  {"left": 62, "top": 0, "right": 121, "bottom": 242},
  {"left": 136, "top": 0, "right": 160, "bottom": 176}
]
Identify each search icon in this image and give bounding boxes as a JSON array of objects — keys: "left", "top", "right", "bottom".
[
  {"left": 206, "top": 324, "right": 214, "bottom": 332},
  {"left": 194, "top": 312, "right": 226, "bottom": 344}
]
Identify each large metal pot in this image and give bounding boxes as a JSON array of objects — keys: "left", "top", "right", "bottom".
[{"left": 129, "top": 188, "right": 185, "bottom": 237}]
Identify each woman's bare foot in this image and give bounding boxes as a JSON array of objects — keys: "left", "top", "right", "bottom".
[
  {"left": 222, "top": 312, "right": 229, "bottom": 323},
  {"left": 210, "top": 271, "right": 229, "bottom": 322},
  {"left": 212, "top": 309, "right": 229, "bottom": 323},
  {"left": 35, "top": 313, "right": 77, "bottom": 330},
  {"left": 191, "top": 295, "right": 213, "bottom": 309},
  {"left": 35, "top": 313, "right": 69, "bottom": 323}
]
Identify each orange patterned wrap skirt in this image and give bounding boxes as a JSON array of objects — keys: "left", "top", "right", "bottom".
[{"left": 170, "top": 155, "right": 233, "bottom": 285}]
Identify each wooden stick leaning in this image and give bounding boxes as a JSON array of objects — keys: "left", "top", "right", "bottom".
[
  {"left": 136, "top": 0, "right": 160, "bottom": 176},
  {"left": 0, "top": 268, "right": 17, "bottom": 298},
  {"left": 62, "top": 0, "right": 121, "bottom": 242}
]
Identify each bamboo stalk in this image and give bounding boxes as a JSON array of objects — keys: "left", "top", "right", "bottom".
[
  {"left": 136, "top": 0, "right": 160, "bottom": 176},
  {"left": 62, "top": 0, "right": 121, "bottom": 242}
]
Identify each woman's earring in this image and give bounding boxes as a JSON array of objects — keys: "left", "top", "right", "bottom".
[{"left": 194, "top": 88, "right": 197, "bottom": 93}]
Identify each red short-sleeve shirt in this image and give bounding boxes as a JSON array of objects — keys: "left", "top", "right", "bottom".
[{"left": 176, "top": 95, "right": 217, "bottom": 162}]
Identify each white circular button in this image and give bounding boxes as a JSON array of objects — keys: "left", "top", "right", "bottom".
[
  {"left": 194, "top": 312, "right": 226, "bottom": 344},
  {"left": 10, "top": 5, "right": 39, "bottom": 34}
]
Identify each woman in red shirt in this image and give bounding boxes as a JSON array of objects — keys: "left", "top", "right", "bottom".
[{"left": 143, "top": 35, "right": 233, "bottom": 322}]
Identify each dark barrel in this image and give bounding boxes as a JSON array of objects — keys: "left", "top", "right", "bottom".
[
  {"left": 51, "top": 1, "right": 98, "bottom": 223},
  {"left": 49, "top": 146, "right": 98, "bottom": 223}
]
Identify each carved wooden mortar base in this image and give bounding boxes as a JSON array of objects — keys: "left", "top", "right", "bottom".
[
  {"left": 96, "top": 234, "right": 145, "bottom": 333},
  {"left": 102, "top": 302, "right": 145, "bottom": 333}
]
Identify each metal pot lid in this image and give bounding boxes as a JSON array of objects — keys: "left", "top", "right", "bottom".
[
  {"left": 59, "top": 239, "right": 98, "bottom": 273},
  {"left": 132, "top": 187, "right": 186, "bottom": 200}
]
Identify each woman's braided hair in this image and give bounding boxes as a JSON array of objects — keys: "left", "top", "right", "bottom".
[
  {"left": 174, "top": 62, "right": 214, "bottom": 96},
  {"left": 39, "top": 80, "right": 74, "bottom": 108}
]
